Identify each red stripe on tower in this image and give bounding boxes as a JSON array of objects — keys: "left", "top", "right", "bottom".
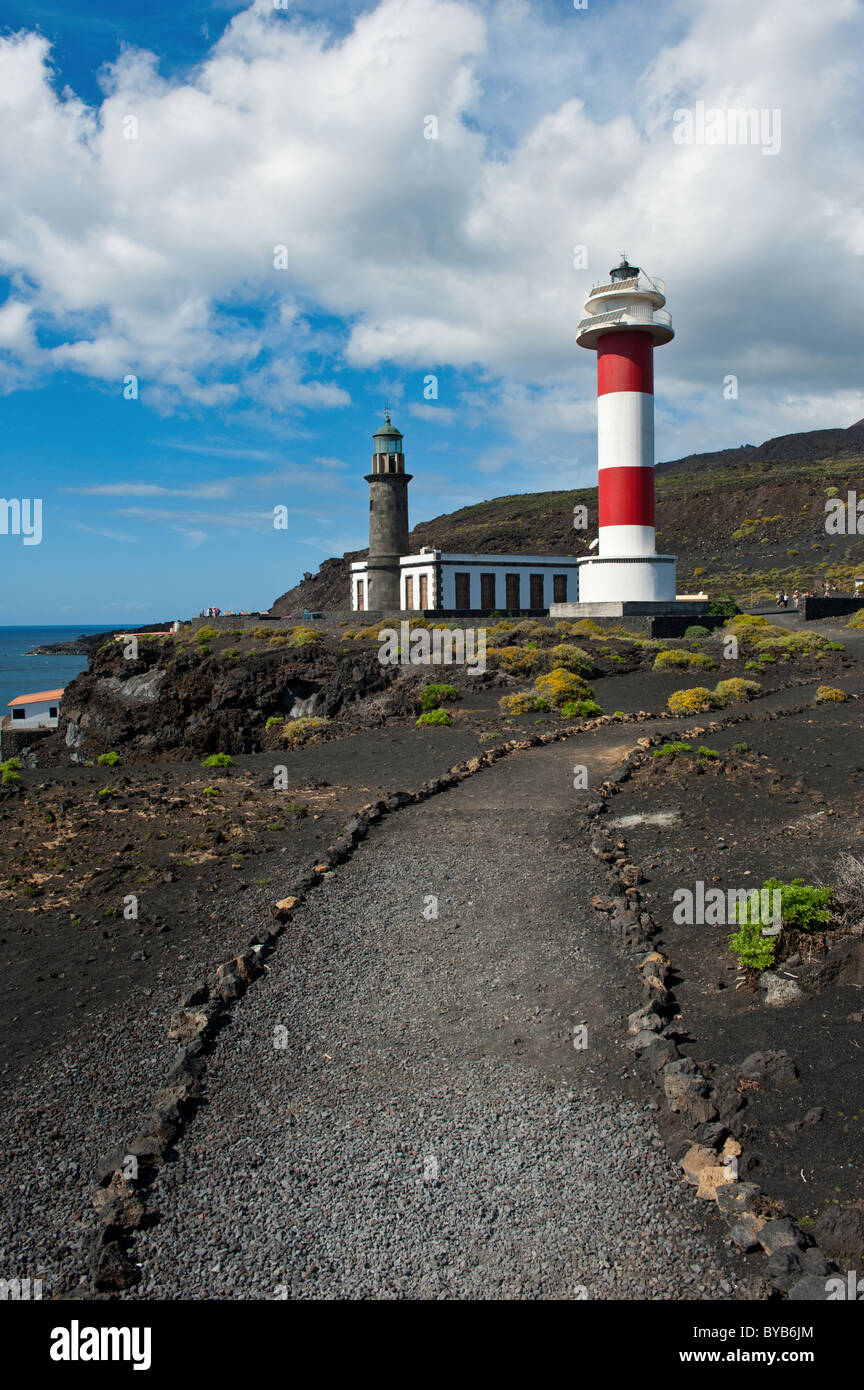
[
  {"left": 597, "top": 332, "right": 654, "bottom": 397},
  {"left": 597, "top": 466, "right": 656, "bottom": 528}
]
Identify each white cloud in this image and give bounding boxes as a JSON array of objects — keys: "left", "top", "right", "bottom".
[
  {"left": 0, "top": 0, "right": 860, "bottom": 459},
  {"left": 65, "top": 481, "right": 235, "bottom": 497}
]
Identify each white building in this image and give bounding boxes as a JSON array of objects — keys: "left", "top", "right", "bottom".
[
  {"left": 351, "top": 549, "right": 580, "bottom": 613},
  {"left": 5, "top": 688, "right": 63, "bottom": 729}
]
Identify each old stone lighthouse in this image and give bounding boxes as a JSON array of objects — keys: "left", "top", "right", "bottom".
[{"left": 350, "top": 414, "right": 581, "bottom": 614}]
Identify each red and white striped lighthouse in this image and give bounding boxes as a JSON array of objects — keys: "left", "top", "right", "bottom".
[{"left": 575, "top": 257, "right": 676, "bottom": 603}]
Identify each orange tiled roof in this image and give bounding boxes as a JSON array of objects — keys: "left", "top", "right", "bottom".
[{"left": 7, "top": 689, "right": 64, "bottom": 707}]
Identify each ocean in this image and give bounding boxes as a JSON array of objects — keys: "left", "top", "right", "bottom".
[{"left": 0, "top": 626, "right": 120, "bottom": 714}]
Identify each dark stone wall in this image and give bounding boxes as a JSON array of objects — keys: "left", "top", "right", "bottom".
[{"left": 801, "top": 596, "right": 864, "bottom": 622}]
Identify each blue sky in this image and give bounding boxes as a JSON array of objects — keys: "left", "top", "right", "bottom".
[{"left": 1, "top": 0, "right": 862, "bottom": 623}]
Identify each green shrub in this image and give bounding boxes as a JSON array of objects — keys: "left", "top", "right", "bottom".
[
  {"left": 416, "top": 708, "right": 453, "bottom": 726},
  {"left": 560, "top": 699, "right": 604, "bottom": 719},
  {"left": 728, "top": 919, "right": 777, "bottom": 972},
  {"left": 282, "top": 717, "right": 329, "bottom": 742},
  {"left": 684, "top": 625, "right": 710, "bottom": 639},
  {"left": 197, "top": 644, "right": 211, "bottom": 656},
  {"left": 97, "top": 786, "right": 117, "bottom": 799},
  {"left": 707, "top": 597, "right": 741, "bottom": 620},
  {"left": 265, "top": 716, "right": 285, "bottom": 729},
  {"left": 732, "top": 742, "right": 749, "bottom": 753},
  {"left": 202, "top": 786, "right": 221, "bottom": 797},
  {"left": 224, "top": 647, "right": 239, "bottom": 659},
  {"left": 727, "top": 614, "right": 772, "bottom": 633},
  {"left": 653, "top": 741, "right": 692, "bottom": 757},
  {"left": 97, "top": 751, "right": 120, "bottom": 766},
  {"left": 653, "top": 649, "right": 717, "bottom": 671},
  {"left": 1, "top": 757, "right": 22, "bottom": 783},
  {"left": 419, "top": 683, "right": 461, "bottom": 711},
  {"left": 735, "top": 876, "right": 832, "bottom": 934},
  {"left": 847, "top": 609, "right": 864, "bottom": 629},
  {"left": 195, "top": 625, "right": 218, "bottom": 643},
  {"left": 697, "top": 746, "right": 720, "bottom": 759},
  {"left": 201, "top": 753, "right": 235, "bottom": 768},
  {"left": 498, "top": 693, "right": 550, "bottom": 715}
]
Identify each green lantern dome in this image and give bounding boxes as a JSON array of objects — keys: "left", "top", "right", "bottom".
[{"left": 373, "top": 411, "right": 403, "bottom": 445}]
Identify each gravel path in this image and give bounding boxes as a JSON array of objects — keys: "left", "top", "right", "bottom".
[{"left": 130, "top": 738, "right": 753, "bottom": 1300}]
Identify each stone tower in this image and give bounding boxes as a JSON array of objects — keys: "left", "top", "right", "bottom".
[{"left": 365, "top": 412, "right": 412, "bottom": 611}]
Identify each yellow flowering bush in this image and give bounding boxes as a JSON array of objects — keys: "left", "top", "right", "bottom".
[
  {"left": 549, "top": 643, "right": 595, "bottom": 676},
  {"left": 492, "top": 645, "right": 546, "bottom": 677},
  {"left": 534, "top": 667, "right": 594, "bottom": 709},
  {"left": 714, "top": 677, "right": 761, "bottom": 703},
  {"left": 289, "top": 627, "right": 323, "bottom": 647},
  {"left": 667, "top": 687, "right": 721, "bottom": 714},
  {"left": 815, "top": 685, "right": 847, "bottom": 702}
]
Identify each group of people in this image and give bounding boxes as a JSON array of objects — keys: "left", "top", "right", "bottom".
[
  {"left": 775, "top": 581, "right": 842, "bottom": 609},
  {"left": 200, "top": 606, "right": 222, "bottom": 618}
]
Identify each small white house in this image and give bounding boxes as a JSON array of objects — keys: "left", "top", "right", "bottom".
[
  {"left": 351, "top": 549, "right": 581, "bottom": 612},
  {"left": 5, "top": 688, "right": 63, "bottom": 729}
]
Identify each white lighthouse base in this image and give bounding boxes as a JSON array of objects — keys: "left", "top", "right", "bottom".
[{"left": 574, "top": 553, "right": 677, "bottom": 604}]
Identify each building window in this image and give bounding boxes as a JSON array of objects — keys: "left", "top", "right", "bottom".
[
  {"left": 405, "top": 574, "right": 414, "bottom": 609},
  {"left": 12, "top": 708, "right": 25, "bottom": 720},
  {"left": 505, "top": 573, "right": 520, "bottom": 610},
  {"left": 530, "top": 574, "right": 544, "bottom": 609},
  {"left": 49, "top": 707, "right": 58, "bottom": 718},
  {"left": 553, "top": 574, "right": 568, "bottom": 602},
  {"left": 480, "top": 573, "right": 496, "bottom": 609},
  {"left": 419, "top": 574, "right": 429, "bottom": 610},
  {"left": 357, "top": 579, "right": 365, "bottom": 611},
  {"left": 454, "top": 573, "right": 470, "bottom": 609}
]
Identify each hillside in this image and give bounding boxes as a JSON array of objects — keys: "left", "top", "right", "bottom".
[{"left": 271, "top": 419, "right": 864, "bottom": 612}]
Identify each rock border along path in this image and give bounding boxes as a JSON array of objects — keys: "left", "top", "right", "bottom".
[{"left": 586, "top": 709, "right": 851, "bottom": 1302}]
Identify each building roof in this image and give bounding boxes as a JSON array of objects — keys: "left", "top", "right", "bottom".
[{"left": 7, "top": 689, "right": 64, "bottom": 707}]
